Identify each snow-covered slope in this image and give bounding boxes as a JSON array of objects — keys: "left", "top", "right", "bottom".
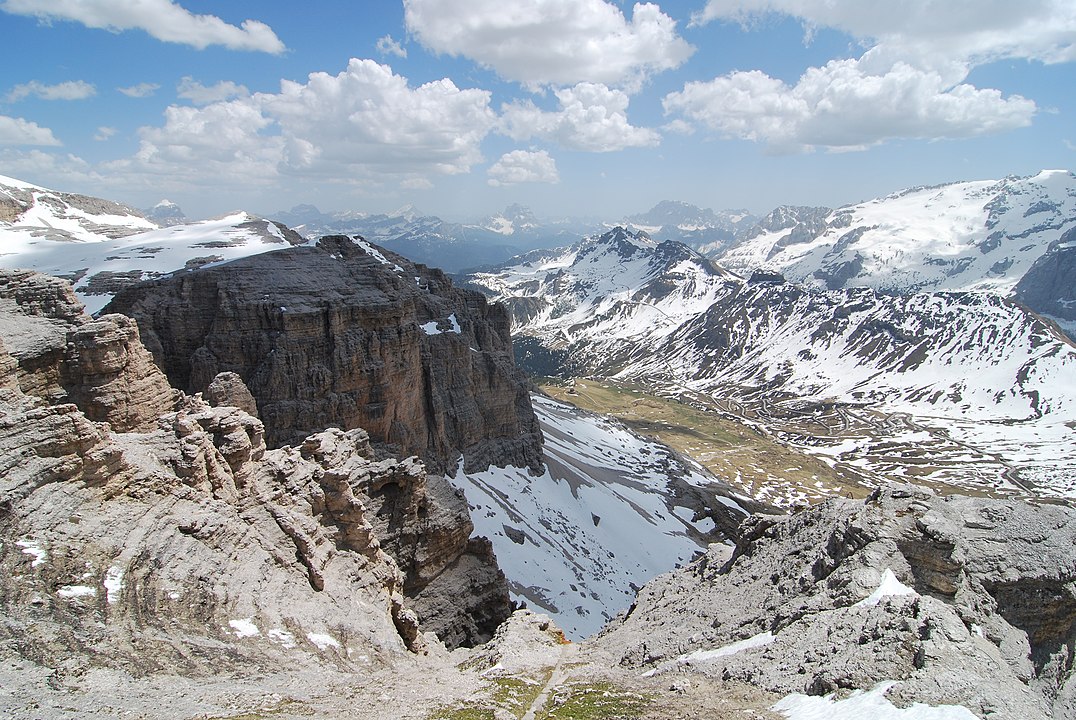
[
  {"left": 2, "top": 208, "right": 305, "bottom": 313},
  {"left": 0, "top": 174, "right": 157, "bottom": 242},
  {"left": 449, "top": 394, "right": 753, "bottom": 638},
  {"left": 470, "top": 226, "right": 739, "bottom": 344},
  {"left": 719, "top": 170, "right": 1076, "bottom": 296},
  {"left": 468, "top": 227, "right": 1076, "bottom": 500}
]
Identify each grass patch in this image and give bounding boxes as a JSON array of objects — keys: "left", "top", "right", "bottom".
[
  {"left": 537, "top": 681, "right": 651, "bottom": 719},
  {"left": 540, "top": 379, "right": 852, "bottom": 506},
  {"left": 430, "top": 671, "right": 551, "bottom": 720}
]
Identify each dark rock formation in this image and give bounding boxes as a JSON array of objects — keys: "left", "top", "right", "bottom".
[
  {"left": 1015, "top": 226, "right": 1076, "bottom": 333},
  {"left": 104, "top": 235, "right": 542, "bottom": 475},
  {"left": 596, "top": 484, "right": 1076, "bottom": 719}
]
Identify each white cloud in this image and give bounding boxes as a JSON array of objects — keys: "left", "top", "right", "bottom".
[
  {"left": 500, "top": 83, "right": 660, "bottom": 152},
  {"left": 177, "top": 77, "right": 249, "bottom": 105},
  {"left": 111, "top": 59, "right": 497, "bottom": 192},
  {"left": 672, "top": 1, "right": 1058, "bottom": 151},
  {"left": 0, "top": 149, "right": 98, "bottom": 190},
  {"left": 6, "top": 80, "right": 96, "bottom": 102},
  {"left": 663, "top": 59, "right": 1036, "bottom": 152},
  {"left": 105, "top": 99, "right": 282, "bottom": 186},
  {"left": 94, "top": 126, "right": 116, "bottom": 141},
  {"left": 376, "top": 34, "right": 407, "bottom": 59},
  {"left": 693, "top": 0, "right": 1076, "bottom": 67},
  {"left": 0, "top": 115, "right": 61, "bottom": 146},
  {"left": 265, "top": 59, "right": 495, "bottom": 178},
  {"left": 487, "top": 150, "right": 560, "bottom": 186},
  {"left": 404, "top": 0, "right": 694, "bottom": 89},
  {"left": 117, "top": 83, "right": 159, "bottom": 98},
  {"left": 1, "top": 0, "right": 285, "bottom": 54}
]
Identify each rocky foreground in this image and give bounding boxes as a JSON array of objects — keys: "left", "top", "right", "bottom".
[{"left": 1, "top": 265, "right": 1074, "bottom": 719}]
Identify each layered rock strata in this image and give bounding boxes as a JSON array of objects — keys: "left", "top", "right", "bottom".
[
  {"left": 0, "top": 270, "right": 511, "bottom": 669},
  {"left": 596, "top": 484, "right": 1076, "bottom": 719},
  {"left": 104, "top": 235, "right": 542, "bottom": 475}
]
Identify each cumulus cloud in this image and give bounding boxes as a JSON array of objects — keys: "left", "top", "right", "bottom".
[
  {"left": 0, "top": 115, "right": 61, "bottom": 146},
  {"left": 404, "top": 0, "right": 693, "bottom": 89},
  {"left": 0, "top": 149, "right": 97, "bottom": 186},
  {"left": 112, "top": 59, "right": 497, "bottom": 191},
  {"left": 265, "top": 59, "right": 496, "bottom": 178},
  {"left": 376, "top": 34, "right": 407, "bottom": 59},
  {"left": 500, "top": 83, "right": 660, "bottom": 152},
  {"left": 117, "top": 83, "right": 160, "bottom": 98},
  {"left": 663, "top": 59, "right": 1036, "bottom": 152},
  {"left": 488, "top": 150, "right": 560, "bottom": 186},
  {"left": 1, "top": 0, "right": 285, "bottom": 54},
  {"left": 669, "top": 0, "right": 1057, "bottom": 150},
  {"left": 94, "top": 126, "right": 116, "bottom": 141},
  {"left": 6, "top": 80, "right": 96, "bottom": 102},
  {"left": 177, "top": 77, "right": 249, "bottom": 105}
]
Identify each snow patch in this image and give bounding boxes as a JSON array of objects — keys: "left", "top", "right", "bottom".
[
  {"left": 103, "top": 566, "right": 124, "bottom": 604},
  {"left": 56, "top": 585, "right": 97, "bottom": 599},
  {"left": 16, "top": 539, "right": 46, "bottom": 567},
  {"left": 772, "top": 681, "right": 978, "bottom": 719},
  {"left": 421, "top": 313, "right": 461, "bottom": 335},
  {"left": 642, "top": 631, "right": 775, "bottom": 677},
  {"left": 306, "top": 632, "right": 340, "bottom": 650},
  {"left": 229, "top": 618, "right": 260, "bottom": 638},
  {"left": 856, "top": 569, "right": 917, "bottom": 607}
]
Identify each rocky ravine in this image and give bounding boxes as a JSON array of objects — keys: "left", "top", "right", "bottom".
[
  {"left": 0, "top": 268, "right": 510, "bottom": 666},
  {"left": 104, "top": 234, "right": 542, "bottom": 475}
]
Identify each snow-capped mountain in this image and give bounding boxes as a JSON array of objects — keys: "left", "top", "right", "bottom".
[
  {"left": 468, "top": 227, "right": 1076, "bottom": 500},
  {"left": 482, "top": 203, "right": 541, "bottom": 235},
  {"left": 0, "top": 174, "right": 158, "bottom": 242},
  {"left": 0, "top": 176, "right": 306, "bottom": 314},
  {"left": 718, "top": 171, "right": 1076, "bottom": 301},
  {"left": 625, "top": 200, "right": 757, "bottom": 254},
  {"left": 452, "top": 393, "right": 754, "bottom": 638},
  {"left": 143, "top": 199, "right": 187, "bottom": 226}
]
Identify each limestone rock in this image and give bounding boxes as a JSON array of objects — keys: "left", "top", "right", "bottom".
[
  {"left": 596, "top": 484, "right": 1076, "bottom": 719},
  {"left": 204, "top": 371, "right": 258, "bottom": 417},
  {"left": 0, "top": 269, "right": 512, "bottom": 660},
  {"left": 0, "top": 270, "right": 177, "bottom": 431},
  {"left": 104, "top": 235, "right": 542, "bottom": 475}
]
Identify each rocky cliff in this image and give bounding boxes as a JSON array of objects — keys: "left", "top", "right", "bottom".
[
  {"left": 0, "top": 269, "right": 511, "bottom": 669},
  {"left": 104, "top": 235, "right": 542, "bottom": 475},
  {"left": 595, "top": 484, "right": 1076, "bottom": 719}
]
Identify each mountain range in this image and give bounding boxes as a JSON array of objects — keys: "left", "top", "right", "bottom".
[
  {"left": 466, "top": 221, "right": 1076, "bottom": 502},
  {"left": 1, "top": 170, "right": 1075, "bottom": 719}
]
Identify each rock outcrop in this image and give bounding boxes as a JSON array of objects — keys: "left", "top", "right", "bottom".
[
  {"left": 0, "top": 269, "right": 177, "bottom": 430},
  {"left": 596, "top": 484, "right": 1076, "bottom": 719},
  {"left": 104, "top": 235, "right": 542, "bottom": 475},
  {"left": 0, "top": 269, "right": 511, "bottom": 671},
  {"left": 1015, "top": 226, "right": 1076, "bottom": 338}
]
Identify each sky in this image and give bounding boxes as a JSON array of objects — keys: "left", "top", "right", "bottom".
[{"left": 0, "top": 0, "right": 1073, "bottom": 222}]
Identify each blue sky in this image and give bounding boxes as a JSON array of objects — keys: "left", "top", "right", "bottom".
[{"left": 0, "top": 0, "right": 1073, "bottom": 221}]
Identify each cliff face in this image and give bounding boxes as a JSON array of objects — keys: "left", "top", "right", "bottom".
[
  {"left": 104, "top": 235, "right": 542, "bottom": 475},
  {"left": 0, "top": 269, "right": 511, "bottom": 665}
]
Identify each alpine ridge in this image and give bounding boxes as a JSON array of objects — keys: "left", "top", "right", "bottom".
[{"left": 467, "top": 224, "right": 1076, "bottom": 502}]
